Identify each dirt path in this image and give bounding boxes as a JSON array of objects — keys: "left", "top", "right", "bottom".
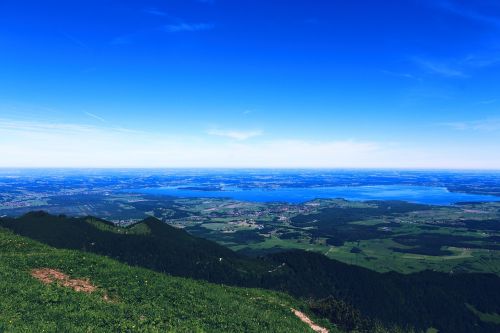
[
  {"left": 31, "top": 268, "right": 97, "bottom": 293},
  {"left": 291, "top": 308, "right": 329, "bottom": 333}
]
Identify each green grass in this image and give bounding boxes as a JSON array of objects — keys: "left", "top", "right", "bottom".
[
  {"left": 2, "top": 213, "right": 499, "bottom": 333},
  {"left": 235, "top": 232, "right": 500, "bottom": 275},
  {"left": 86, "top": 218, "right": 152, "bottom": 235},
  {"left": 0, "top": 227, "right": 334, "bottom": 332},
  {"left": 227, "top": 204, "right": 500, "bottom": 275},
  {"left": 231, "top": 235, "right": 328, "bottom": 254}
]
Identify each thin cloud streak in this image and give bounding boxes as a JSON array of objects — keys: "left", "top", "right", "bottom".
[
  {"left": 413, "top": 58, "right": 467, "bottom": 78},
  {"left": 207, "top": 129, "right": 263, "bottom": 140},
  {"left": 380, "top": 70, "right": 419, "bottom": 80},
  {"left": 111, "top": 34, "right": 136, "bottom": 45},
  {"left": 1, "top": 119, "right": 499, "bottom": 169},
  {"left": 61, "top": 32, "right": 89, "bottom": 50},
  {"left": 143, "top": 8, "right": 167, "bottom": 16},
  {"left": 434, "top": 0, "right": 500, "bottom": 27},
  {"left": 478, "top": 99, "right": 497, "bottom": 105},
  {"left": 440, "top": 118, "right": 500, "bottom": 131},
  {"left": 112, "top": 22, "right": 214, "bottom": 44},
  {"left": 84, "top": 112, "right": 106, "bottom": 122},
  {"left": 0, "top": 119, "right": 141, "bottom": 135},
  {"left": 164, "top": 23, "right": 214, "bottom": 32},
  {"left": 410, "top": 51, "right": 500, "bottom": 79}
]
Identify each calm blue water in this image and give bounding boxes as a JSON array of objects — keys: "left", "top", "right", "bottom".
[{"left": 128, "top": 185, "right": 500, "bottom": 205}]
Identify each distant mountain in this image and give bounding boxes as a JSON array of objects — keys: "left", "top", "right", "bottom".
[{"left": 1, "top": 212, "right": 499, "bottom": 333}]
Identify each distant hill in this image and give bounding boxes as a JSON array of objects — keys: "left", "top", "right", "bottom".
[
  {"left": 1, "top": 212, "right": 500, "bottom": 333},
  {"left": 0, "top": 225, "right": 332, "bottom": 332}
]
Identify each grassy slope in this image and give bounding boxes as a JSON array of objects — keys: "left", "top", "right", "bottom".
[
  {"left": 0, "top": 227, "right": 334, "bottom": 332},
  {"left": 2, "top": 213, "right": 500, "bottom": 333}
]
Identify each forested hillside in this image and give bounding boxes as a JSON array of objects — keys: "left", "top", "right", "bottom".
[
  {"left": 1, "top": 212, "right": 499, "bottom": 332},
  {"left": 0, "top": 226, "right": 332, "bottom": 332}
]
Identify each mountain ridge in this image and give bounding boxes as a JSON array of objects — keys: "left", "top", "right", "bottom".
[
  {"left": 1, "top": 212, "right": 499, "bottom": 332},
  {"left": 0, "top": 225, "right": 330, "bottom": 332}
]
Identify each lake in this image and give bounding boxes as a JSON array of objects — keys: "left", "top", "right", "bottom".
[{"left": 128, "top": 185, "right": 500, "bottom": 205}]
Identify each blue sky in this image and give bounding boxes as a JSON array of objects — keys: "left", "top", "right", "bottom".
[{"left": 0, "top": 0, "right": 499, "bottom": 168}]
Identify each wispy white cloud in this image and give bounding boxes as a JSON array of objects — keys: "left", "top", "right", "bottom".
[
  {"left": 111, "top": 21, "right": 214, "bottom": 44},
  {"left": 1, "top": 118, "right": 499, "bottom": 168},
  {"left": 380, "top": 70, "right": 419, "bottom": 80},
  {"left": 0, "top": 119, "right": 94, "bottom": 134},
  {"left": 111, "top": 34, "right": 135, "bottom": 45},
  {"left": 478, "top": 99, "right": 497, "bottom": 105},
  {"left": 112, "top": 8, "right": 214, "bottom": 44},
  {"left": 61, "top": 32, "right": 89, "bottom": 49},
  {"left": 84, "top": 111, "right": 106, "bottom": 123},
  {"left": 434, "top": 0, "right": 500, "bottom": 27},
  {"left": 440, "top": 118, "right": 500, "bottom": 131},
  {"left": 411, "top": 1, "right": 500, "bottom": 81},
  {"left": 164, "top": 23, "right": 214, "bottom": 32},
  {"left": 413, "top": 57, "right": 467, "bottom": 78},
  {"left": 143, "top": 8, "right": 167, "bottom": 16},
  {"left": 207, "top": 129, "right": 263, "bottom": 140},
  {"left": 411, "top": 52, "right": 500, "bottom": 78},
  {"left": 461, "top": 53, "right": 500, "bottom": 68},
  {"left": 0, "top": 119, "right": 140, "bottom": 135},
  {"left": 0, "top": 119, "right": 388, "bottom": 168}
]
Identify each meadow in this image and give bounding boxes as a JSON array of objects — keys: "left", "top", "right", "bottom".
[{"left": 0, "top": 226, "right": 331, "bottom": 332}]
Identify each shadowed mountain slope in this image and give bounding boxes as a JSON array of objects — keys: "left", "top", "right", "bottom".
[
  {"left": 0, "top": 226, "right": 330, "bottom": 332},
  {"left": 1, "top": 212, "right": 499, "bottom": 333}
]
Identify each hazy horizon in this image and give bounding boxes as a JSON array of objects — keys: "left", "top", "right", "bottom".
[{"left": 1, "top": 167, "right": 500, "bottom": 171}]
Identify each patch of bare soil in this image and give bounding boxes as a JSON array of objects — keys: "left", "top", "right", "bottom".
[
  {"left": 31, "top": 268, "right": 97, "bottom": 293},
  {"left": 291, "top": 308, "right": 329, "bottom": 333}
]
